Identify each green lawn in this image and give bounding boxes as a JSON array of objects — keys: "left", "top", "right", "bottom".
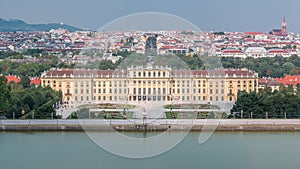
[
  {"left": 165, "top": 111, "right": 226, "bottom": 119},
  {"left": 164, "top": 104, "right": 220, "bottom": 110}
]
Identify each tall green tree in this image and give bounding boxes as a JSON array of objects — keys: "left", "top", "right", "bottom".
[{"left": 0, "top": 76, "right": 11, "bottom": 116}]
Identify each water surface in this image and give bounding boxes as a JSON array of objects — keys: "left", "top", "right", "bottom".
[{"left": 0, "top": 131, "right": 300, "bottom": 169}]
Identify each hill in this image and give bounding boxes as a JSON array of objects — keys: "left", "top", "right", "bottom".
[{"left": 0, "top": 18, "right": 83, "bottom": 32}]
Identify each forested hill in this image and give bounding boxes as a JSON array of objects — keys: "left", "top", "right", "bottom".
[{"left": 0, "top": 18, "right": 83, "bottom": 32}]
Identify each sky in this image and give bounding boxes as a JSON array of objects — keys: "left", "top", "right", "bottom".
[{"left": 1, "top": 0, "right": 300, "bottom": 33}]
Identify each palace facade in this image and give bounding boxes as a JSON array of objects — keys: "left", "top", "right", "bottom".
[{"left": 41, "top": 66, "right": 258, "bottom": 103}]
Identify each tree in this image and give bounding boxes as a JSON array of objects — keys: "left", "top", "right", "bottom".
[
  {"left": 19, "top": 75, "right": 31, "bottom": 88},
  {"left": 0, "top": 76, "right": 11, "bottom": 116},
  {"left": 232, "top": 85, "right": 300, "bottom": 119}
]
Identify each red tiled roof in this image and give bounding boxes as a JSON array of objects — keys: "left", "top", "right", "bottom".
[
  {"left": 259, "top": 78, "right": 280, "bottom": 86},
  {"left": 275, "top": 76, "right": 300, "bottom": 86},
  {"left": 44, "top": 69, "right": 124, "bottom": 77},
  {"left": 30, "top": 78, "right": 41, "bottom": 85},
  {"left": 245, "top": 32, "right": 263, "bottom": 35},
  {"left": 44, "top": 69, "right": 257, "bottom": 78},
  {"left": 5, "top": 76, "right": 21, "bottom": 83},
  {"left": 268, "top": 49, "right": 289, "bottom": 54}
]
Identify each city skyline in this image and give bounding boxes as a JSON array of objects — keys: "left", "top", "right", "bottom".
[{"left": 1, "top": 0, "right": 300, "bottom": 32}]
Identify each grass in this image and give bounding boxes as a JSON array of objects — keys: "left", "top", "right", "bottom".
[
  {"left": 164, "top": 104, "right": 220, "bottom": 110},
  {"left": 165, "top": 111, "right": 226, "bottom": 119},
  {"left": 68, "top": 110, "right": 134, "bottom": 119}
]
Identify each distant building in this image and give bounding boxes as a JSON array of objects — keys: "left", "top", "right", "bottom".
[
  {"left": 270, "top": 16, "right": 288, "bottom": 36},
  {"left": 275, "top": 76, "right": 300, "bottom": 86},
  {"left": 5, "top": 76, "right": 21, "bottom": 83},
  {"left": 267, "top": 49, "right": 291, "bottom": 57},
  {"left": 245, "top": 47, "right": 267, "bottom": 58},
  {"left": 5, "top": 76, "right": 41, "bottom": 86},
  {"left": 221, "top": 48, "right": 246, "bottom": 58},
  {"left": 258, "top": 78, "right": 280, "bottom": 92}
]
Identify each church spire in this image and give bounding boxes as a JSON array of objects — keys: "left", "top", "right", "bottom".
[{"left": 282, "top": 15, "right": 287, "bottom": 34}]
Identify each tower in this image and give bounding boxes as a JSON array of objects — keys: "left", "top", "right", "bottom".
[{"left": 282, "top": 15, "right": 287, "bottom": 34}]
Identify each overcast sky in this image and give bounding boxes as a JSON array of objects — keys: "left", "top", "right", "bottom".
[{"left": 1, "top": 0, "right": 299, "bottom": 32}]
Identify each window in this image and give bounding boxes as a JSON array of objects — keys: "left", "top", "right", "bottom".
[{"left": 203, "top": 96, "right": 206, "bottom": 101}]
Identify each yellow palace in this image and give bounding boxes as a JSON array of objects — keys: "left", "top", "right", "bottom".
[{"left": 41, "top": 66, "right": 258, "bottom": 104}]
